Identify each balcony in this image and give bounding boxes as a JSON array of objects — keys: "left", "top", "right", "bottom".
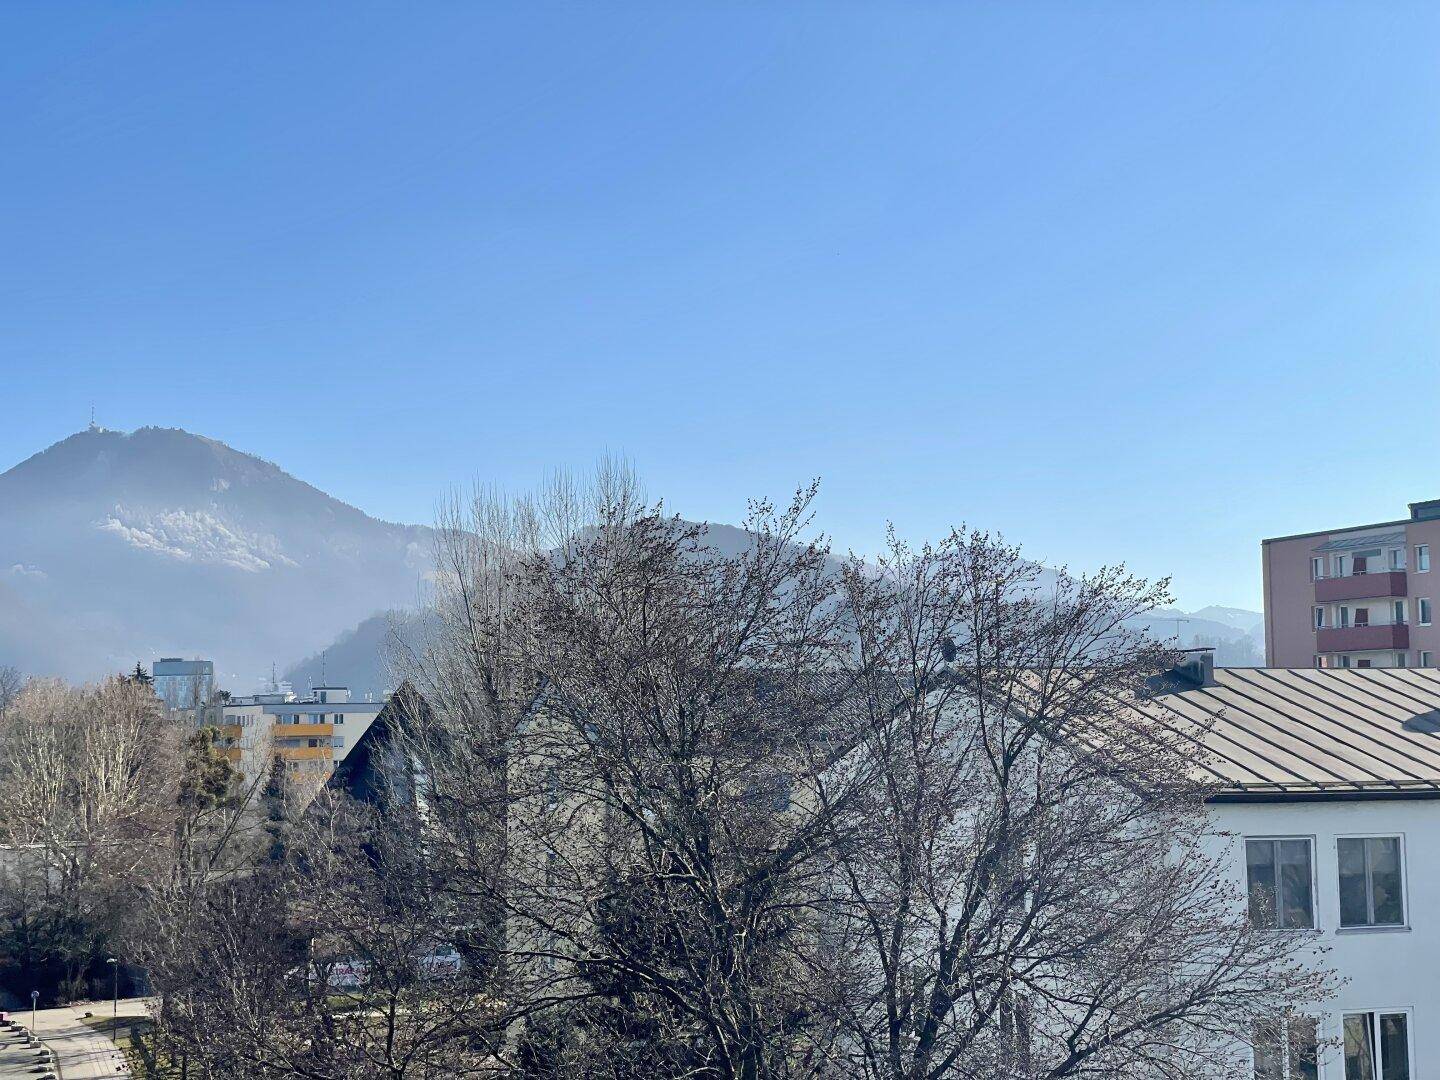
[
  {"left": 280, "top": 745, "right": 335, "bottom": 761},
  {"left": 1314, "top": 570, "right": 1407, "bottom": 602},
  {"left": 1316, "top": 623, "right": 1409, "bottom": 652},
  {"left": 272, "top": 723, "right": 333, "bottom": 739}
]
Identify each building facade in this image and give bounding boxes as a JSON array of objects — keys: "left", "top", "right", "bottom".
[
  {"left": 1134, "top": 662, "right": 1440, "bottom": 1079},
  {"left": 1263, "top": 499, "right": 1440, "bottom": 668},
  {"left": 217, "top": 684, "right": 385, "bottom": 781},
  {"left": 152, "top": 657, "right": 216, "bottom": 709}
]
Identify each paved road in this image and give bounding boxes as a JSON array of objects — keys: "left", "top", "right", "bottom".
[{"left": 0, "top": 999, "right": 151, "bottom": 1080}]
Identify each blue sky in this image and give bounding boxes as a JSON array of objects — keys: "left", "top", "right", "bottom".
[{"left": 3, "top": 3, "right": 1438, "bottom": 611}]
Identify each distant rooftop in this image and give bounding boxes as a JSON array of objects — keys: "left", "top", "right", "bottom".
[{"left": 1263, "top": 499, "right": 1440, "bottom": 545}]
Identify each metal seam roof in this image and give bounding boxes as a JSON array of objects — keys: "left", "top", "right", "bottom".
[{"left": 1130, "top": 668, "right": 1440, "bottom": 795}]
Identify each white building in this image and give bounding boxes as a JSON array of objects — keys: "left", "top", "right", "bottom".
[
  {"left": 1135, "top": 660, "right": 1440, "bottom": 1079},
  {"left": 218, "top": 684, "right": 385, "bottom": 781}
]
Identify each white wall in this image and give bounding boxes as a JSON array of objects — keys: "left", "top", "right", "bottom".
[{"left": 1208, "top": 798, "right": 1440, "bottom": 1077}]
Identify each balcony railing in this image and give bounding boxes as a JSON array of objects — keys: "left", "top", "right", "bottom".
[
  {"left": 1315, "top": 570, "right": 1408, "bottom": 602},
  {"left": 271, "top": 722, "right": 334, "bottom": 739},
  {"left": 1316, "top": 623, "right": 1410, "bottom": 652}
]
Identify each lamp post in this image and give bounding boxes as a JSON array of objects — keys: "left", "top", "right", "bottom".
[
  {"left": 106, "top": 958, "right": 118, "bottom": 1044},
  {"left": 29, "top": 990, "right": 37, "bottom": 1031}
]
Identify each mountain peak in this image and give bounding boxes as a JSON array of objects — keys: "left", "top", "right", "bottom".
[{"left": 0, "top": 424, "right": 430, "bottom": 685}]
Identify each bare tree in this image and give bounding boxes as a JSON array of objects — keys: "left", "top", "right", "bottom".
[
  {"left": 151, "top": 472, "right": 1331, "bottom": 1079},
  {"left": 145, "top": 794, "right": 493, "bottom": 1079},
  {"left": 0, "top": 665, "right": 22, "bottom": 721},
  {"left": 813, "top": 531, "right": 1334, "bottom": 1079},
  {"left": 0, "top": 676, "right": 186, "bottom": 1000}
]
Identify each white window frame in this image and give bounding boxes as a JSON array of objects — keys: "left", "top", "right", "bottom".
[
  {"left": 1336, "top": 833, "right": 1408, "bottom": 932},
  {"left": 1393, "top": 600, "right": 1407, "bottom": 625},
  {"left": 1312, "top": 556, "right": 1326, "bottom": 581},
  {"left": 1245, "top": 835, "right": 1318, "bottom": 932},
  {"left": 1390, "top": 547, "right": 1406, "bottom": 570},
  {"left": 1421, "top": 651, "right": 1433, "bottom": 668},
  {"left": 1314, "top": 607, "right": 1326, "bottom": 630},
  {"left": 1419, "top": 598, "right": 1432, "bottom": 627},
  {"left": 1334, "top": 554, "right": 1350, "bottom": 577},
  {"left": 1342, "top": 1008, "right": 1414, "bottom": 1080},
  {"left": 1416, "top": 544, "right": 1430, "bottom": 572}
]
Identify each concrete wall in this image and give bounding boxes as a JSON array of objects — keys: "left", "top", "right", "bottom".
[{"left": 1208, "top": 798, "right": 1440, "bottom": 1076}]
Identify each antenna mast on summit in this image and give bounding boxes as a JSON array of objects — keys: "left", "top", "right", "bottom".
[{"left": 88, "top": 405, "right": 97, "bottom": 432}]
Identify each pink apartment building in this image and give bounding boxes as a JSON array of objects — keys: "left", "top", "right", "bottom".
[{"left": 1264, "top": 499, "right": 1440, "bottom": 668}]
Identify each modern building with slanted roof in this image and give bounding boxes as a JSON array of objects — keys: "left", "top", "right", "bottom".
[{"left": 1133, "top": 656, "right": 1440, "bottom": 1079}]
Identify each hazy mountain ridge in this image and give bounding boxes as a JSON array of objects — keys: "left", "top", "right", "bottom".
[
  {"left": 0, "top": 426, "right": 1266, "bottom": 689},
  {"left": 0, "top": 426, "right": 431, "bottom": 685}
]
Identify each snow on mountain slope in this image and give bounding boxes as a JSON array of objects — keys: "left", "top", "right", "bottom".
[{"left": 0, "top": 426, "right": 431, "bottom": 685}]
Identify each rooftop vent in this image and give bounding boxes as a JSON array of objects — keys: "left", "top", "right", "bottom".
[{"left": 1146, "top": 647, "right": 1217, "bottom": 694}]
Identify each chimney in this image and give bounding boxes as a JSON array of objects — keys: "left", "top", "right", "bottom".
[{"left": 1173, "top": 647, "right": 1216, "bottom": 689}]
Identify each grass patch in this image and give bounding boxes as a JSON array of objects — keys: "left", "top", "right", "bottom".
[{"left": 81, "top": 1016, "right": 184, "bottom": 1079}]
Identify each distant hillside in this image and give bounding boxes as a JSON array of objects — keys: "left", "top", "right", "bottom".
[
  {"left": 283, "top": 609, "right": 433, "bottom": 702},
  {"left": 0, "top": 426, "right": 431, "bottom": 686},
  {"left": 0, "top": 425, "right": 1268, "bottom": 691}
]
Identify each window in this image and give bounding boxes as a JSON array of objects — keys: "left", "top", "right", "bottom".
[
  {"left": 1339, "top": 607, "right": 1352, "bottom": 628},
  {"left": 1340, "top": 655, "right": 1352, "bottom": 668},
  {"left": 1396, "top": 652, "right": 1407, "bottom": 668},
  {"left": 1335, "top": 554, "right": 1350, "bottom": 577},
  {"left": 1313, "top": 655, "right": 1323, "bottom": 668},
  {"left": 1312, "top": 557, "right": 1326, "bottom": 581},
  {"left": 1417, "top": 545, "right": 1430, "bottom": 572},
  {"left": 1422, "top": 651, "right": 1433, "bottom": 667},
  {"left": 332, "top": 736, "right": 345, "bottom": 749},
  {"left": 1354, "top": 555, "right": 1370, "bottom": 575},
  {"left": 1246, "top": 838, "right": 1314, "bottom": 930},
  {"left": 307, "top": 738, "right": 320, "bottom": 748},
  {"left": 1357, "top": 659, "right": 1372, "bottom": 669},
  {"left": 1338, "top": 836, "right": 1404, "bottom": 928},
  {"left": 1314, "top": 608, "right": 1326, "bottom": 630},
  {"left": 1254, "top": 1017, "right": 1319, "bottom": 1080},
  {"left": 1355, "top": 608, "right": 1370, "bottom": 628},
  {"left": 1394, "top": 600, "right": 1407, "bottom": 625},
  {"left": 1344, "top": 1011, "right": 1410, "bottom": 1080},
  {"left": 1391, "top": 548, "right": 1406, "bottom": 570},
  {"left": 334, "top": 713, "right": 344, "bottom": 724},
  {"left": 1419, "top": 599, "right": 1432, "bottom": 626}
]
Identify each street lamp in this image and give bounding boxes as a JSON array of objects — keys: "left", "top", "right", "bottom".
[
  {"left": 106, "top": 958, "right": 118, "bottom": 1044},
  {"left": 29, "top": 990, "right": 37, "bottom": 1031}
]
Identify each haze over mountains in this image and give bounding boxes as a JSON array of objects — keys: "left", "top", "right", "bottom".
[
  {"left": 0, "top": 426, "right": 430, "bottom": 685},
  {"left": 0, "top": 427, "right": 1266, "bottom": 691}
]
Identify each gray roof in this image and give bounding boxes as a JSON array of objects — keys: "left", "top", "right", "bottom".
[
  {"left": 1133, "top": 667, "right": 1440, "bottom": 798},
  {"left": 1311, "top": 530, "right": 1407, "bottom": 553}
]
